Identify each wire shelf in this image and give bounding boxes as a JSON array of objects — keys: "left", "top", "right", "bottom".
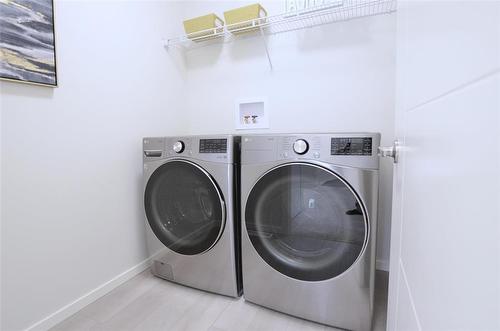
[{"left": 165, "top": 0, "right": 396, "bottom": 49}]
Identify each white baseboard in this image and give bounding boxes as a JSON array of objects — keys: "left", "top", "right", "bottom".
[
  {"left": 25, "top": 257, "right": 152, "bottom": 331},
  {"left": 376, "top": 259, "right": 390, "bottom": 272}
]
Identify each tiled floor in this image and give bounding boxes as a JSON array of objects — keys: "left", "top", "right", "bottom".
[{"left": 51, "top": 270, "right": 388, "bottom": 331}]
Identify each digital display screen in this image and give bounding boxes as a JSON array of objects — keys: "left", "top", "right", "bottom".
[
  {"left": 199, "top": 139, "right": 227, "bottom": 153},
  {"left": 331, "top": 137, "right": 372, "bottom": 156}
]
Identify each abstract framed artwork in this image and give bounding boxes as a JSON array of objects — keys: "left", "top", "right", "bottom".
[{"left": 0, "top": 0, "right": 57, "bottom": 87}]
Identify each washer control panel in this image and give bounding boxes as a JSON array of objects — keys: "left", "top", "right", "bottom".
[
  {"left": 143, "top": 136, "right": 236, "bottom": 164},
  {"left": 199, "top": 138, "right": 227, "bottom": 153},
  {"left": 331, "top": 137, "right": 372, "bottom": 156}
]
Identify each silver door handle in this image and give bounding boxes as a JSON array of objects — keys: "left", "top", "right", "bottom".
[{"left": 378, "top": 140, "right": 400, "bottom": 164}]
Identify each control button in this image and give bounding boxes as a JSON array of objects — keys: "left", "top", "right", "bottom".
[
  {"left": 173, "top": 141, "right": 185, "bottom": 153},
  {"left": 293, "top": 139, "right": 309, "bottom": 155},
  {"left": 313, "top": 152, "right": 320, "bottom": 158}
]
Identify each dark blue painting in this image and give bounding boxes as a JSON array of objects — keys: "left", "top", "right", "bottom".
[{"left": 0, "top": 0, "right": 57, "bottom": 86}]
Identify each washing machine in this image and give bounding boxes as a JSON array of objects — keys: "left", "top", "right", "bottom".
[
  {"left": 143, "top": 135, "right": 241, "bottom": 297},
  {"left": 240, "top": 133, "right": 380, "bottom": 330}
]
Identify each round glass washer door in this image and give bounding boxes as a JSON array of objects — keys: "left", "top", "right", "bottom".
[
  {"left": 245, "top": 163, "right": 368, "bottom": 281},
  {"left": 144, "top": 160, "right": 225, "bottom": 255}
]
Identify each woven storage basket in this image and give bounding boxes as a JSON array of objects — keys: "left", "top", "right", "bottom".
[
  {"left": 183, "top": 14, "right": 224, "bottom": 41},
  {"left": 224, "top": 4, "right": 268, "bottom": 34}
]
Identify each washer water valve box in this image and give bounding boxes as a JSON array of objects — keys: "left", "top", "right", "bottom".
[{"left": 235, "top": 98, "right": 269, "bottom": 130}]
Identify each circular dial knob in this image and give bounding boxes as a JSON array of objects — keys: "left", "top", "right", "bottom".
[
  {"left": 173, "top": 141, "right": 185, "bottom": 153},
  {"left": 293, "top": 139, "right": 309, "bottom": 155}
]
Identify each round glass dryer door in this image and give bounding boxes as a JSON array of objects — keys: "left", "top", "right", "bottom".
[
  {"left": 245, "top": 163, "right": 367, "bottom": 281},
  {"left": 144, "top": 160, "right": 225, "bottom": 255}
]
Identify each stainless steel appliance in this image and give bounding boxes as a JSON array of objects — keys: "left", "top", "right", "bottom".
[
  {"left": 143, "top": 135, "right": 241, "bottom": 297},
  {"left": 240, "top": 133, "right": 380, "bottom": 330}
]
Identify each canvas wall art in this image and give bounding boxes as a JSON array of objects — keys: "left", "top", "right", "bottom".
[{"left": 0, "top": 0, "right": 57, "bottom": 87}]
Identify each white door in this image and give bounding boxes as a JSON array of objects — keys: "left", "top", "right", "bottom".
[{"left": 386, "top": 1, "right": 500, "bottom": 330}]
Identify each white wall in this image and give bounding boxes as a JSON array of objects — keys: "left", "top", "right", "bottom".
[
  {"left": 0, "top": 1, "right": 186, "bottom": 330},
  {"left": 180, "top": 1, "right": 396, "bottom": 269}
]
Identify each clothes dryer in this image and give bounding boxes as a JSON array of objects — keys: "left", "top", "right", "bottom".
[{"left": 240, "top": 133, "right": 379, "bottom": 329}]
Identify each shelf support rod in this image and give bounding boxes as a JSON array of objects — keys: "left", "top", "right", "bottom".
[{"left": 259, "top": 26, "right": 273, "bottom": 71}]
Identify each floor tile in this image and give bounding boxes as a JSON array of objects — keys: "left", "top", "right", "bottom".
[{"left": 51, "top": 270, "right": 389, "bottom": 331}]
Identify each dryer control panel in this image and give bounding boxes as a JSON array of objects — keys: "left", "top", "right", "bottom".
[
  {"left": 331, "top": 137, "right": 372, "bottom": 156},
  {"left": 241, "top": 133, "right": 380, "bottom": 169}
]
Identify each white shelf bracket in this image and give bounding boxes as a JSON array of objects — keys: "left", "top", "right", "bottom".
[{"left": 259, "top": 26, "right": 273, "bottom": 71}]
